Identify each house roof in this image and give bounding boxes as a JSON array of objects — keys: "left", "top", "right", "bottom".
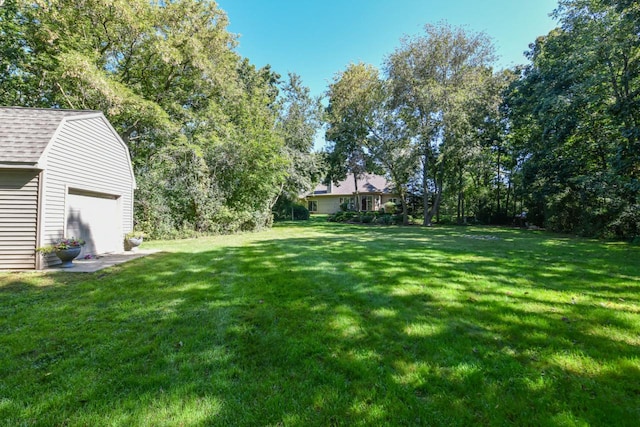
[
  {"left": 0, "top": 107, "right": 96, "bottom": 164},
  {"left": 311, "top": 174, "right": 394, "bottom": 196}
]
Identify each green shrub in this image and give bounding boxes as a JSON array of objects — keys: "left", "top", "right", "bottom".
[
  {"left": 329, "top": 211, "right": 360, "bottom": 223},
  {"left": 377, "top": 214, "right": 393, "bottom": 225},
  {"left": 606, "top": 204, "right": 640, "bottom": 240},
  {"left": 383, "top": 201, "right": 397, "bottom": 214},
  {"left": 273, "top": 199, "right": 310, "bottom": 221},
  {"left": 327, "top": 212, "right": 342, "bottom": 222},
  {"left": 362, "top": 213, "right": 375, "bottom": 224},
  {"left": 292, "top": 204, "right": 310, "bottom": 220}
]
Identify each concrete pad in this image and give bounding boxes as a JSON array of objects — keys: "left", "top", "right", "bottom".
[{"left": 46, "top": 249, "right": 161, "bottom": 273}]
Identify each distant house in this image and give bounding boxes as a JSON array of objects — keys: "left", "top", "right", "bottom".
[
  {"left": 303, "top": 174, "right": 398, "bottom": 214},
  {"left": 0, "top": 107, "right": 136, "bottom": 270}
]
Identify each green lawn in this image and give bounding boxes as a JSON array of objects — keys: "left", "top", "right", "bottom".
[{"left": 1, "top": 220, "right": 639, "bottom": 426}]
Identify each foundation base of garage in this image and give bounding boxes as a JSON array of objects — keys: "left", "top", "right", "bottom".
[{"left": 46, "top": 249, "right": 160, "bottom": 273}]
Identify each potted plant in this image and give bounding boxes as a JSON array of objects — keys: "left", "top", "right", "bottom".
[
  {"left": 124, "top": 230, "right": 145, "bottom": 251},
  {"left": 36, "top": 237, "right": 86, "bottom": 268}
]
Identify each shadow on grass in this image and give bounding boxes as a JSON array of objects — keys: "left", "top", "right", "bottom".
[{"left": 0, "top": 224, "right": 639, "bottom": 426}]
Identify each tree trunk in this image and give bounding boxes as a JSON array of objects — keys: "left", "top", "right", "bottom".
[
  {"left": 496, "top": 148, "right": 501, "bottom": 215},
  {"left": 456, "top": 162, "right": 463, "bottom": 224},
  {"left": 353, "top": 172, "right": 362, "bottom": 222},
  {"left": 428, "top": 161, "right": 444, "bottom": 225},
  {"left": 422, "top": 151, "right": 431, "bottom": 226},
  {"left": 462, "top": 195, "right": 466, "bottom": 224},
  {"left": 400, "top": 194, "right": 409, "bottom": 225},
  {"left": 432, "top": 183, "right": 443, "bottom": 224},
  {"left": 505, "top": 177, "right": 512, "bottom": 219}
]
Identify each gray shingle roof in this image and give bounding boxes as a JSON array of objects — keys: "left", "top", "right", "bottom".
[
  {"left": 312, "top": 174, "right": 393, "bottom": 196},
  {"left": 0, "top": 107, "right": 96, "bottom": 164}
]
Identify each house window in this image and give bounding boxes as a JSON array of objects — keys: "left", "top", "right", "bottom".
[
  {"left": 308, "top": 200, "right": 318, "bottom": 212},
  {"left": 361, "top": 195, "right": 373, "bottom": 211},
  {"left": 339, "top": 197, "right": 355, "bottom": 210},
  {"left": 389, "top": 198, "right": 398, "bottom": 204}
]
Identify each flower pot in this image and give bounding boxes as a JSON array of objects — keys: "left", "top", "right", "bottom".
[
  {"left": 55, "top": 246, "right": 82, "bottom": 268},
  {"left": 125, "top": 237, "right": 143, "bottom": 251}
]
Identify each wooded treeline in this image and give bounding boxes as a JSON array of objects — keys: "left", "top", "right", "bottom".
[
  {"left": 1, "top": 0, "right": 637, "bottom": 239},
  {"left": 508, "top": 0, "right": 639, "bottom": 238},
  {"left": 325, "top": 0, "right": 638, "bottom": 239},
  {"left": 0, "top": 0, "right": 322, "bottom": 238}
]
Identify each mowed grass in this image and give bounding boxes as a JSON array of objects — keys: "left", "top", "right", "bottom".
[{"left": 1, "top": 219, "right": 639, "bottom": 426}]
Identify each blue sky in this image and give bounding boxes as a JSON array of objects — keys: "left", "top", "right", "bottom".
[
  {"left": 217, "top": 0, "right": 560, "bottom": 148},
  {"left": 218, "top": 0, "right": 559, "bottom": 97}
]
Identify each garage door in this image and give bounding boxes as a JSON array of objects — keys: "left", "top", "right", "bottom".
[
  {"left": 0, "top": 170, "right": 39, "bottom": 269},
  {"left": 66, "top": 189, "right": 121, "bottom": 256}
]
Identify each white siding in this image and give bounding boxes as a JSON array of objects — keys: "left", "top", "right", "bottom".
[
  {"left": 309, "top": 193, "right": 400, "bottom": 215},
  {"left": 381, "top": 195, "right": 398, "bottom": 206},
  {"left": 40, "top": 116, "right": 134, "bottom": 266},
  {"left": 0, "top": 170, "right": 39, "bottom": 270},
  {"left": 308, "top": 197, "right": 342, "bottom": 214}
]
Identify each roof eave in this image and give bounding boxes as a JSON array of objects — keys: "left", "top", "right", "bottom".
[
  {"left": 307, "top": 191, "right": 393, "bottom": 197},
  {"left": 0, "top": 162, "right": 43, "bottom": 170}
]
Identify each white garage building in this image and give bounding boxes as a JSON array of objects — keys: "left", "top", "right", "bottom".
[{"left": 0, "top": 107, "right": 136, "bottom": 269}]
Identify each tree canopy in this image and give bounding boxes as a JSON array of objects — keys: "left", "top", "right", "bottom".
[
  {"left": 2, "top": 0, "right": 637, "bottom": 240},
  {"left": 505, "top": 0, "right": 639, "bottom": 238},
  {"left": 1, "top": 0, "right": 322, "bottom": 237},
  {"left": 324, "top": 4, "right": 638, "bottom": 239},
  {"left": 325, "top": 24, "right": 506, "bottom": 227}
]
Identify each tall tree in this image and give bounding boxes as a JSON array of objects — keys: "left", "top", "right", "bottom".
[
  {"left": 506, "top": 0, "right": 639, "bottom": 238},
  {"left": 325, "top": 63, "right": 381, "bottom": 212},
  {"left": 386, "top": 23, "right": 496, "bottom": 225},
  {"left": 276, "top": 72, "right": 324, "bottom": 200},
  {"left": 1, "top": 0, "right": 292, "bottom": 237},
  {"left": 325, "top": 63, "right": 421, "bottom": 224},
  {"left": 366, "top": 100, "right": 420, "bottom": 225}
]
